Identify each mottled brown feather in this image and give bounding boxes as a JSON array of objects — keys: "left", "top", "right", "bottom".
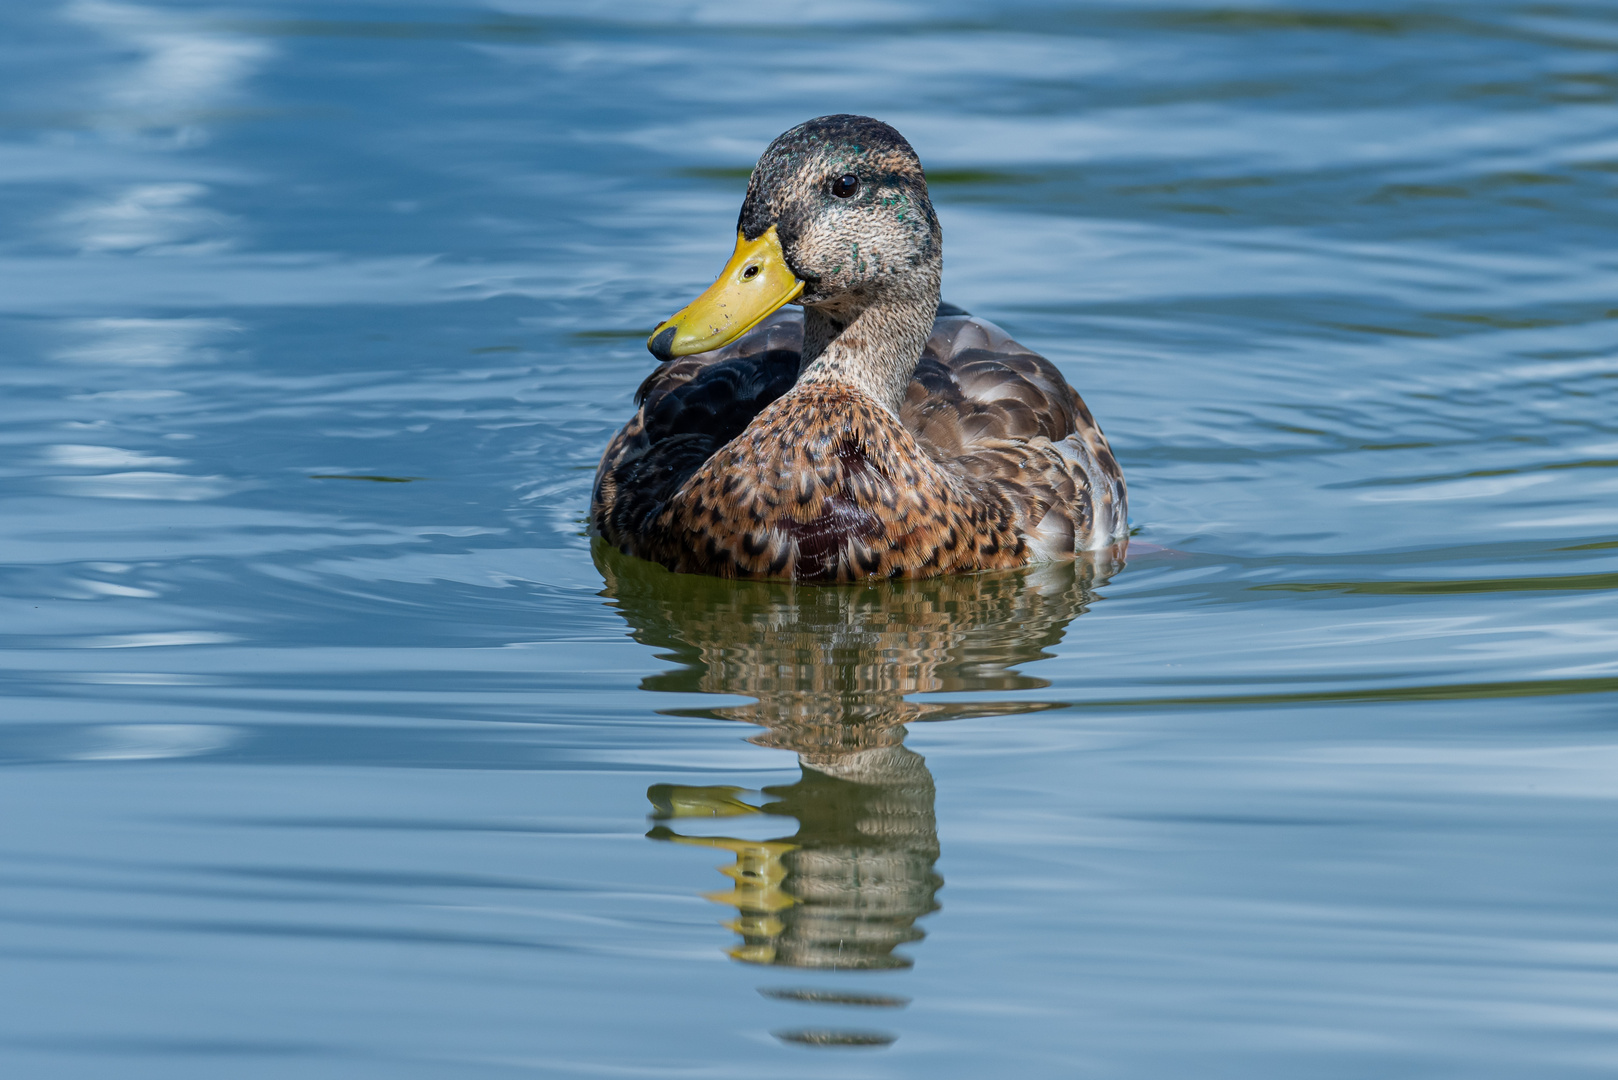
[{"left": 593, "top": 310, "right": 1127, "bottom": 581}]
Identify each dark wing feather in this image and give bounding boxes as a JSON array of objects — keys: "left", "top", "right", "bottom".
[{"left": 593, "top": 312, "right": 803, "bottom": 541}]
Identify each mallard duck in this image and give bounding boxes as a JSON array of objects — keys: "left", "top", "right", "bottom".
[{"left": 592, "top": 114, "right": 1127, "bottom": 583}]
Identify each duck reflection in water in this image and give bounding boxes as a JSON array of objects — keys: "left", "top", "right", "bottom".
[{"left": 596, "top": 542, "right": 1121, "bottom": 974}]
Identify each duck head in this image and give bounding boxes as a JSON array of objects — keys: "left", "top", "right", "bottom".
[{"left": 648, "top": 115, "right": 942, "bottom": 367}]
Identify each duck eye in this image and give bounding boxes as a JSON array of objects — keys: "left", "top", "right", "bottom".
[{"left": 831, "top": 173, "right": 860, "bottom": 199}]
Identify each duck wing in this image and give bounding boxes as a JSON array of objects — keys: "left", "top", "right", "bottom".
[
  {"left": 593, "top": 313, "right": 802, "bottom": 543},
  {"left": 902, "top": 315, "right": 1127, "bottom": 556}
]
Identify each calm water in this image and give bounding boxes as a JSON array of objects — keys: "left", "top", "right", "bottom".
[{"left": 3, "top": 1, "right": 1618, "bottom": 1075}]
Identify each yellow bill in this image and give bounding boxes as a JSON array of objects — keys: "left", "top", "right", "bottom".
[{"left": 648, "top": 226, "right": 804, "bottom": 361}]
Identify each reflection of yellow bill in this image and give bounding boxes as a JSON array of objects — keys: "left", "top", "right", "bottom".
[
  {"left": 649, "top": 826, "right": 799, "bottom": 964},
  {"left": 645, "top": 783, "right": 759, "bottom": 819},
  {"left": 648, "top": 226, "right": 804, "bottom": 360},
  {"left": 655, "top": 831, "right": 798, "bottom": 908}
]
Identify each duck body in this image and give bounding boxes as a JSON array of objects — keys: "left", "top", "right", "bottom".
[
  {"left": 591, "top": 115, "right": 1127, "bottom": 583},
  {"left": 594, "top": 308, "right": 1126, "bottom": 582}
]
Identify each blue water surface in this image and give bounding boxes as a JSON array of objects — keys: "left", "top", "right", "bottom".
[{"left": 2, "top": 1, "right": 1618, "bottom": 1076}]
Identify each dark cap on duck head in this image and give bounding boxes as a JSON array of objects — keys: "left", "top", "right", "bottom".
[{"left": 738, "top": 114, "right": 927, "bottom": 243}]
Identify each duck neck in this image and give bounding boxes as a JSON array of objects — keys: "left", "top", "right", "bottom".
[{"left": 797, "top": 263, "right": 940, "bottom": 415}]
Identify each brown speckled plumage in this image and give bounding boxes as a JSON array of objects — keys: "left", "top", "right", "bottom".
[{"left": 592, "top": 115, "right": 1127, "bottom": 582}]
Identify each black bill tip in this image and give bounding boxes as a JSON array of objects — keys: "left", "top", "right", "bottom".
[{"left": 647, "top": 326, "right": 676, "bottom": 362}]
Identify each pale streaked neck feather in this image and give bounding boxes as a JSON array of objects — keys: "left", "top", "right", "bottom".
[{"left": 796, "top": 261, "right": 941, "bottom": 416}]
